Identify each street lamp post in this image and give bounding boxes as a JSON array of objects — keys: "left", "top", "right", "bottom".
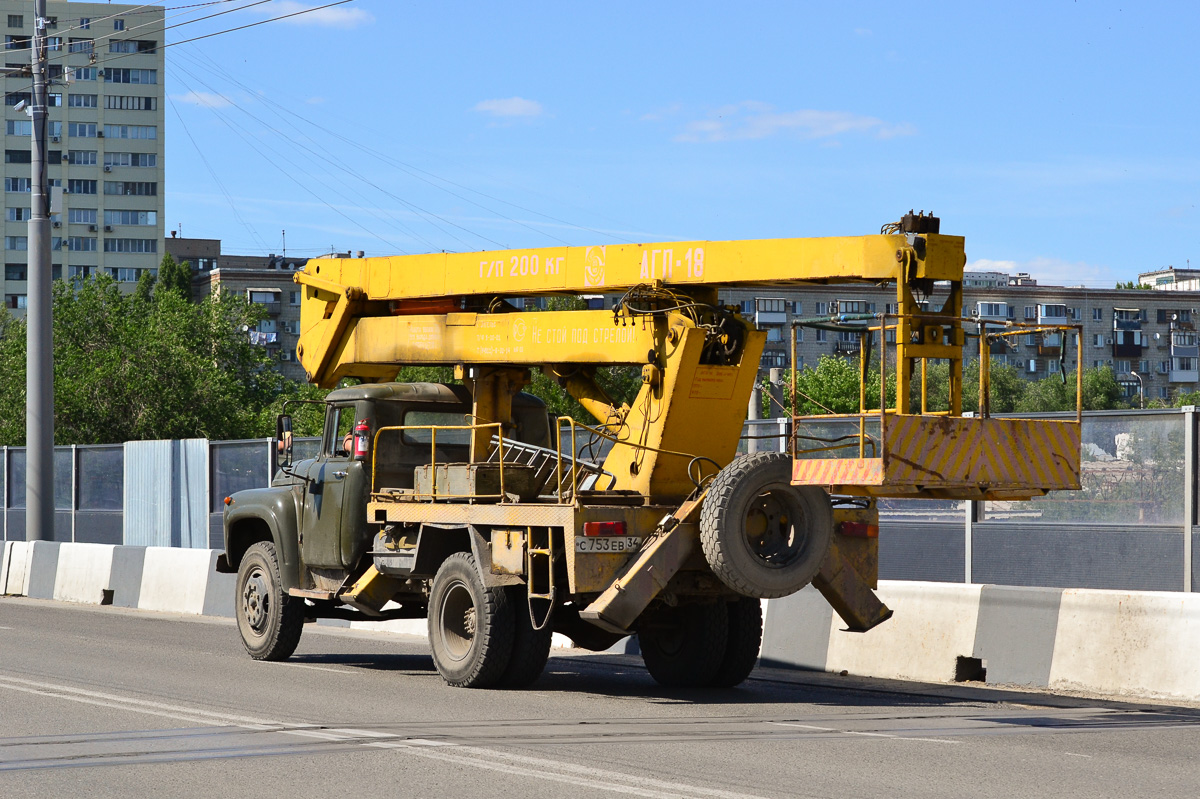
[
  {"left": 1130, "top": 370, "right": 1145, "bottom": 410},
  {"left": 25, "top": 0, "right": 53, "bottom": 542}
]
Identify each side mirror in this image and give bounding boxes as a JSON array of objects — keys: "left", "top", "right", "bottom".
[{"left": 276, "top": 414, "right": 293, "bottom": 467}]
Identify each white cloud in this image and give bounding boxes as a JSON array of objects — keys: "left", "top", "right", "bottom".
[
  {"left": 472, "top": 97, "right": 544, "bottom": 118},
  {"left": 674, "top": 102, "right": 915, "bottom": 143},
  {"left": 259, "top": 1, "right": 374, "bottom": 28},
  {"left": 172, "top": 90, "right": 231, "bottom": 109},
  {"left": 968, "top": 257, "right": 1121, "bottom": 288}
]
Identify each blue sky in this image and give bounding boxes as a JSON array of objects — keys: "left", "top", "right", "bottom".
[{"left": 162, "top": 1, "right": 1199, "bottom": 287}]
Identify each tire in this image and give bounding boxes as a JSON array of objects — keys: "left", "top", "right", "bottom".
[
  {"left": 428, "top": 552, "right": 515, "bottom": 688},
  {"left": 710, "top": 598, "right": 763, "bottom": 687},
  {"left": 497, "top": 587, "right": 554, "bottom": 688},
  {"left": 699, "top": 453, "right": 832, "bottom": 599},
  {"left": 639, "top": 603, "right": 728, "bottom": 688},
  {"left": 236, "top": 541, "right": 305, "bottom": 661}
]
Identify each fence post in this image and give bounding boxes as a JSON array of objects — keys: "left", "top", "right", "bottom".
[
  {"left": 1184, "top": 406, "right": 1195, "bottom": 593},
  {"left": 778, "top": 417, "right": 788, "bottom": 453},
  {"left": 71, "top": 444, "right": 77, "bottom": 543},
  {"left": 965, "top": 500, "right": 975, "bottom": 584},
  {"left": 2, "top": 446, "right": 6, "bottom": 542}
]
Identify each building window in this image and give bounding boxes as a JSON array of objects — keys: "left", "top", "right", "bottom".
[
  {"left": 5, "top": 236, "right": 27, "bottom": 251},
  {"left": 5, "top": 294, "right": 27, "bottom": 309},
  {"left": 4, "top": 34, "right": 29, "bottom": 51},
  {"left": 4, "top": 177, "right": 30, "bottom": 192},
  {"left": 815, "top": 302, "right": 829, "bottom": 315},
  {"left": 1139, "top": 360, "right": 1150, "bottom": 373},
  {"left": 816, "top": 329, "right": 827, "bottom": 343},
  {"left": 5, "top": 207, "right": 28, "bottom": 221},
  {"left": 3, "top": 149, "right": 29, "bottom": 164},
  {"left": 103, "top": 238, "right": 157, "bottom": 253},
  {"left": 67, "top": 38, "right": 93, "bottom": 53},
  {"left": 4, "top": 263, "right": 26, "bottom": 280},
  {"left": 80, "top": 18, "right": 90, "bottom": 30},
  {"left": 104, "top": 68, "right": 156, "bottom": 85},
  {"left": 7, "top": 15, "right": 22, "bottom": 28},
  {"left": 113, "top": 19, "right": 125, "bottom": 31},
  {"left": 104, "top": 152, "right": 156, "bottom": 168},
  {"left": 68, "top": 122, "right": 97, "bottom": 138},
  {"left": 67, "top": 150, "right": 97, "bottom": 165},
  {"left": 755, "top": 298, "right": 785, "bottom": 314},
  {"left": 794, "top": 328, "right": 804, "bottom": 343},
  {"left": 72, "top": 67, "right": 97, "bottom": 81},
  {"left": 1114, "top": 360, "right": 1131, "bottom": 374},
  {"left": 68, "top": 208, "right": 97, "bottom": 225},
  {"left": 6, "top": 119, "right": 30, "bottom": 136},
  {"left": 105, "top": 95, "right": 157, "bottom": 111},
  {"left": 1092, "top": 307, "right": 1102, "bottom": 321},
  {"left": 67, "top": 93, "right": 97, "bottom": 108},
  {"left": 289, "top": 291, "right": 300, "bottom": 305},
  {"left": 103, "top": 181, "right": 157, "bottom": 196},
  {"left": 761, "top": 351, "right": 787, "bottom": 369},
  {"left": 103, "top": 124, "right": 157, "bottom": 140},
  {"left": 47, "top": 36, "right": 61, "bottom": 51},
  {"left": 104, "top": 210, "right": 156, "bottom": 226},
  {"left": 114, "top": 268, "right": 142, "bottom": 282},
  {"left": 1024, "top": 306, "right": 1036, "bottom": 320},
  {"left": 1094, "top": 334, "right": 1104, "bottom": 347},
  {"left": 66, "top": 237, "right": 97, "bottom": 252},
  {"left": 108, "top": 39, "right": 156, "bottom": 54},
  {"left": 4, "top": 91, "right": 30, "bottom": 106},
  {"left": 67, "top": 179, "right": 97, "bottom": 195}
]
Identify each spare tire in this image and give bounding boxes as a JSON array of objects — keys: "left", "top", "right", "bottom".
[{"left": 699, "top": 452, "right": 832, "bottom": 599}]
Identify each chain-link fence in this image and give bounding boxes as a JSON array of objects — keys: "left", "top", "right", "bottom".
[{"left": 5, "top": 410, "right": 1198, "bottom": 593}]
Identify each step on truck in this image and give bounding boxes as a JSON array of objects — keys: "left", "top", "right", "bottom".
[{"left": 217, "top": 213, "right": 1083, "bottom": 688}]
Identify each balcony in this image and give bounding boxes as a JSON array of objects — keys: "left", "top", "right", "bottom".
[
  {"left": 1170, "top": 370, "right": 1199, "bottom": 384},
  {"left": 755, "top": 311, "right": 787, "bottom": 326},
  {"left": 254, "top": 301, "right": 281, "bottom": 316},
  {"left": 834, "top": 340, "right": 861, "bottom": 356}
]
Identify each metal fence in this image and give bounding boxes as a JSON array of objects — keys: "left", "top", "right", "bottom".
[{"left": 4, "top": 409, "right": 1197, "bottom": 593}]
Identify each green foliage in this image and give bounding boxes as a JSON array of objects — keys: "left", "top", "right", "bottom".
[
  {"left": 1114, "top": 280, "right": 1152, "bottom": 290},
  {"left": 0, "top": 274, "right": 286, "bottom": 445},
  {"left": 773, "top": 355, "right": 895, "bottom": 417},
  {"left": 156, "top": 253, "right": 193, "bottom": 300},
  {"left": 1015, "top": 366, "right": 1126, "bottom": 412}
]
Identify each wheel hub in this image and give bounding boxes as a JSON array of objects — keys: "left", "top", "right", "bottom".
[{"left": 242, "top": 568, "right": 270, "bottom": 633}]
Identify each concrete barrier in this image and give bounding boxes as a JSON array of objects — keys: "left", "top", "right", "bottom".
[
  {"left": 53, "top": 543, "right": 116, "bottom": 605},
  {"left": 137, "top": 546, "right": 220, "bottom": 616},
  {"left": 1049, "top": 588, "right": 1200, "bottom": 701},
  {"left": 7, "top": 544, "right": 1200, "bottom": 702}
]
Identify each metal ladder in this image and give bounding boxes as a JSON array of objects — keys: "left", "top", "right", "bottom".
[{"left": 525, "top": 525, "right": 555, "bottom": 630}]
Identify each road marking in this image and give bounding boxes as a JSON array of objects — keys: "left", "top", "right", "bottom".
[
  {"left": 1063, "top": 752, "right": 1093, "bottom": 758},
  {"left": 769, "top": 721, "right": 959, "bottom": 745},
  {"left": 0, "top": 674, "right": 284, "bottom": 727},
  {"left": 0, "top": 671, "right": 776, "bottom": 799}
]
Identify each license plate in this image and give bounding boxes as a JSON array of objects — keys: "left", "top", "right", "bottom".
[{"left": 575, "top": 536, "right": 641, "bottom": 554}]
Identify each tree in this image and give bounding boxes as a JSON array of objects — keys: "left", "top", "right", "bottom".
[
  {"left": 0, "top": 274, "right": 282, "bottom": 445},
  {"left": 156, "top": 252, "right": 192, "bottom": 300},
  {"left": 1114, "top": 280, "right": 1151, "bottom": 290},
  {"left": 1015, "top": 366, "right": 1126, "bottom": 413}
]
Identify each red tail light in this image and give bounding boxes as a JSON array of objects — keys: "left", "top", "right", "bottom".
[
  {"left": 837, "top": 521, "right": 878, "bottom": 538},
  {"left": 583, "top": 521, "right": 627, "bottom": 537}
]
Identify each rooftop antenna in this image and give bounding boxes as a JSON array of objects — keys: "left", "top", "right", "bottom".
[{"left": 282, "top": 229, "right": 286, "bottom": 259}]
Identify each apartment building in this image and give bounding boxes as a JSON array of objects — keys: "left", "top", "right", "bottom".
[
  {"left": 721, "top": 274, "right": 1200, "bottom": 403},
  {"left": 1, "top": 2, "right": 164, "bottom": 314},
  {"left": 171, "top": 235, "right": 338, "bottom": 382}
]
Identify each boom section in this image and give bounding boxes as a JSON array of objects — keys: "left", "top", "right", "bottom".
[{"left": 295, "top": 233, "right": 966, "bottom": 301}]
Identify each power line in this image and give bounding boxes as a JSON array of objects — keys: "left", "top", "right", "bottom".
[{"left": 169, "top": 54, "right": 507, "bottom": 250}]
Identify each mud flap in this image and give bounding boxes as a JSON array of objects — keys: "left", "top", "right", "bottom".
[{"left": 812, "top": 539, "right": 893, "bottom": 632}]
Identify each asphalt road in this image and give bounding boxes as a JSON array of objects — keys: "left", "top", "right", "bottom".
[{"left": 2, "top": 597, "right": 1199, "bottom": 799}]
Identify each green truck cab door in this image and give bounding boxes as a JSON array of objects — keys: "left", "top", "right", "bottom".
[{"left": 300, "top": 402, "right": 371, "bottom": 569}]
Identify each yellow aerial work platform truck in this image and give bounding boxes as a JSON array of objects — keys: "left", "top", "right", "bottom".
[{"left": 217, "top": 212, "right": 1082, "bottom": 688}]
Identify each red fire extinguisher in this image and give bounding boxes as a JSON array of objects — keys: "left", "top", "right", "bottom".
[{"left": 353, "top": 419, "right": 371, "bottom": 458}]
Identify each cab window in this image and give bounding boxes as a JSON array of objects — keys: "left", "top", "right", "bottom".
[{"left": 325, "top": 404, "right": 356, "bottom": 457}]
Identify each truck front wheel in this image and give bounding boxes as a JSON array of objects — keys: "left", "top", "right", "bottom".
[
  {"left": 428, "top": 553, "right": 515, "bottom": 688},
  {"left": 236, "top": 541, "right": 305, "bottom": 661}
]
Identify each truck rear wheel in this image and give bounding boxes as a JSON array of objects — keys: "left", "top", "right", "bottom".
[
  {"left": 428, "top": 552, "right": 515, "bottom": 688},
  {"left": 710, "top": 598, "right": 763, "bottom": 687},
  {"left": 699, "top": 453, "right": 832, "bottom": 599},
  {"left": 639, "top": 603, "right": 728, "bottom": 688},
  {"left": 236, "top": 541, "right": 305, "bottom": 661},
  {"left": 497, "top": 588, "right": 554, "bottom": 688}
]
